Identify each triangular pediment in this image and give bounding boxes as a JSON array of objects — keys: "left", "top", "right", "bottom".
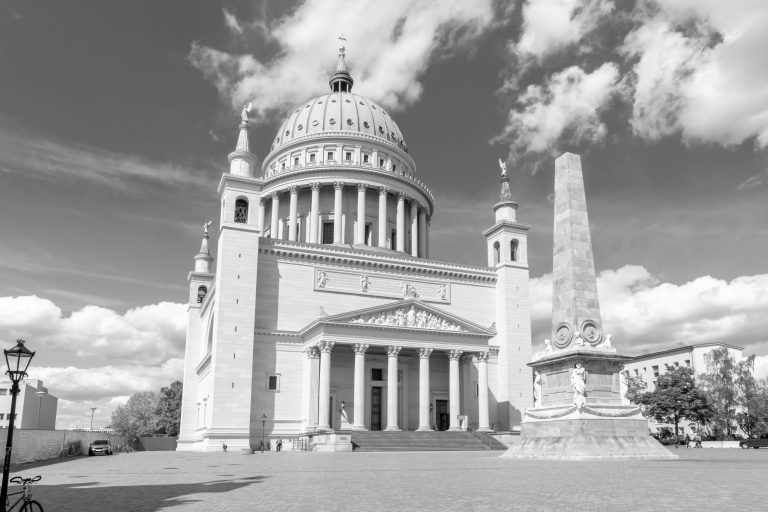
[{"left": 308, "top": 299, "right": 495, "bottom": 336}]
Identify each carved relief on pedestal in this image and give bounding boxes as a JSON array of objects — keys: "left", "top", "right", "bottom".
[
  {"left": 580, "top": 320, "right": 602, "bottom": 345},
  {"left": 553, "top": 322, "right": 572, "bottom": 349},
  {"left": 348, "top": 305, "right": 467, "bottom": 332}
]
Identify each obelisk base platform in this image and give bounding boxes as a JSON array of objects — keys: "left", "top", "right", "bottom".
[{"left": 502, "top": 349, "right": 677, "bottom": 460}]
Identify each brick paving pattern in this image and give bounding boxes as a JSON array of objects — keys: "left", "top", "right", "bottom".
[{"left": 9, "top": 447, "right": 767, "bottom": 511}]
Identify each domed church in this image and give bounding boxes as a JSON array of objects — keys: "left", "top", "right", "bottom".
[{"left": 178, "top": 43, "right": 533, "bottom": 451}]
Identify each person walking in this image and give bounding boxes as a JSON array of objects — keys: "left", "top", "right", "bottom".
[{"left": 276, "top": 438, "right": 283, "bottom": 452}]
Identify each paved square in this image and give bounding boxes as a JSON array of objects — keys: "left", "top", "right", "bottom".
[{"left": 11, "top": 447, "right": 767, "bottom": 511}]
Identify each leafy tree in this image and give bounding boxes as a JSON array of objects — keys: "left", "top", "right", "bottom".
[
  {"left": 155, "top": 380, "right": 183, "bottom": 436},
  {"left": 637, "top": 366, "right": 710, "bottom": 436},
  {"left": 625, "top": 373, "right": 647, "bottom": 404},
  {"left": 700, "top": 347, "right": 748, "bottom": 436},
  {"left": 109, "top": 391, "right": 158, "bottom": 439},
  {"left": 734, "top": 357, "right": 768, "bottom": 437}
]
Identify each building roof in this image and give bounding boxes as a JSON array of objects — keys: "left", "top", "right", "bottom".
[{"left": 628, "top": 341, "right": 744, "bottom": 362}]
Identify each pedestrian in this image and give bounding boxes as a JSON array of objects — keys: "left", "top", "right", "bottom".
[
  {"left": 276, "top": 438, "right": 283, "bottom": 452},
  {"left": 222, "top": 442, "right": 228, "bottom": 452}
]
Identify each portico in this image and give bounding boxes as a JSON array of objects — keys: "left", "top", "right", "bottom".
[{"left": 299, "top": 300, "right": 496, "bottom": 433}]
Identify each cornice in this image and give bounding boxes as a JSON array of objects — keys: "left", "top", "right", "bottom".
[{"left": 482, "top": 220, "right": 531, "bottom": 237}]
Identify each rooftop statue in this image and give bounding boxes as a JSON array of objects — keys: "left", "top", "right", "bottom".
[
  {"left": 241, "top": 103, "right": 252, "bottom": 123},
  {"left": 498, "top": 158, "right": 507, "bottom": 177}
]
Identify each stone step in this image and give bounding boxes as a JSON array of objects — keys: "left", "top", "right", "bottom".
[{"left": 348, "top": 430, "right": 505, "bottom": 452}]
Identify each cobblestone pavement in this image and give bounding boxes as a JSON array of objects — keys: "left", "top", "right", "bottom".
[{"left": 9, "top": 447, "right": 767, "bottom": 512}]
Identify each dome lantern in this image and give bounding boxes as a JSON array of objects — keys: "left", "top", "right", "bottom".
[{"left": 329, "top": 35, "right": 354, "bottom": 93}]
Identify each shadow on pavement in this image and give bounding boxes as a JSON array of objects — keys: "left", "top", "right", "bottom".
[{"left": 30, "top": 475, "right": 269, "bottom": 512}]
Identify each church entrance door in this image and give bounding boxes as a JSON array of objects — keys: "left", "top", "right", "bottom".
[
  {"left": 370, "top": 386, "right": 382, "bottom": 431},
  {"left": 436, "top": 399, "right": 449, "bottom": 431}
]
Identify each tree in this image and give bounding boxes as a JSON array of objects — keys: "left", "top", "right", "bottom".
[
  {"left": 155, "top": 380, "right": 183, "bottom": 436},
  {"left": 734, "top": 357, "right": 768, "bottom": 437},
  {"left": 109, "top": 391, "right": 158, "bottom": 439},
  {"left": 625, "top": 373, "right": 647, "bottom": 404},
  {"left": 637, "top": 366, "right": 710, "bottom": 436},
  {"left": 700, "top": 347, "right": 742, "bottom": 436}
]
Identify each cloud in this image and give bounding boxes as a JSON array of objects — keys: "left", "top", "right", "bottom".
[
  {"left": 0, "top": 296, "right": 187, "bottom": 365},
  {"left": 222, "top": 8, "right": 244, "bottom": 35},
  {"left": 497, "top": 63, "right": 620, "bottom": 158},
  {"left": 530, "top": 265, "right": 768, "bottom": 359},
  {"left": 189, "top": 0, "right": 495, "bottom": 121},
  {"left": 516, "top": 0, "right": 615, "bottom": 59},
  {"left": 0, "top": 123, "right": 215, "bottom": 192}
]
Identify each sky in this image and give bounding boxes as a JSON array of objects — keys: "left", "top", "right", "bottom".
[{"left": 1, "top": 0, "right": 767, "bottom": 429}]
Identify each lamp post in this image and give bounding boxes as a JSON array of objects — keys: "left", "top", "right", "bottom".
[
  {"left": 35, "top": 390, "right": 46, "bottom": 429},
  {"left": 261, "top": 413, "right": 267, "bottom": 453},
  {"left": 90, "top": 407, "right": 97, "bottom": 430},
  {"left": 1, "top": 339, "right": 35, "bottom": 512}
]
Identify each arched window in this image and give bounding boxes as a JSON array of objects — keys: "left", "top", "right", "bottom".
[
  {"left": 197, "top": 285, "right": 208, "bottom": 304},
  {"left": 234, "top": 198, "right": 248, "bottom": 223},
  {"left": 510, "top": 239, "right": 519, "bottom": 262},
  {"left": 493, "top": 241, "right": 500, "bottom": 265}
]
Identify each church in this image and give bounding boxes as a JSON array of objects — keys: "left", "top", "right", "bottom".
[{"left": 177, "top": 44, "right": 533, "bottom": 452}]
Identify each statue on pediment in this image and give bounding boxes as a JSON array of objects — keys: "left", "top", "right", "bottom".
[{"left": 407, "top": 306, "right": 417, "bottom": 326}]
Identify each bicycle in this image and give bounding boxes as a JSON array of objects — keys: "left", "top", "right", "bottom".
[{"left": 5, "top": 475, "right": 44, "bottom": 511}]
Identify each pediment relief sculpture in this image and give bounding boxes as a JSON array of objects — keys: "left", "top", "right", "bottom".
[{"left": 348, "top": 305, "right": 466, "bottom": 332}]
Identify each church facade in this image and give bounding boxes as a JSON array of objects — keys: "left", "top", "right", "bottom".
[{"left": 177, "top": 47, "right": 533, "bottom": 452}]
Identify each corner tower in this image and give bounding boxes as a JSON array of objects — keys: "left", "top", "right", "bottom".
[{"left": 484, "top": 159, "right": 532, "bottom": 431}]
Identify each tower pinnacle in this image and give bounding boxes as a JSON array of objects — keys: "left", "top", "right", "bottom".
[
  {"left": 228, "top": 103, "right": 258, "bottom": 177},
  {"left": 329, "top": 35, "right": 354, "bottom": 92},
  {"left": 194, "top": 220, "right": 214, "bottom": 274},
  {"left": 499, "top": 158, "right": 512, "bottom": 202}
]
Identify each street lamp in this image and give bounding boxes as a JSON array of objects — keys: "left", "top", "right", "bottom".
[
  {"left": 35, "top": 390, "right": 46, "bottom": 430},
  {"left": 90, "top": 407, "right": 97, "bottom": 430},
  {"left": 1, "top": 339, "right": 35, "bottom": 512},
  {"left": 261, "top": 413, "right": 267, "bottom": 453}
]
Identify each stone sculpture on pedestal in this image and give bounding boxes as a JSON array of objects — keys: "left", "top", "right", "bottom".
[{"left": 502, "top": 153, "right": 676, "bottom": 460}]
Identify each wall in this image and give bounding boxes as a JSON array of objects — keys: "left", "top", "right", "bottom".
[{"left": 0, "top": 430, "right": 126, "bottom": 466}]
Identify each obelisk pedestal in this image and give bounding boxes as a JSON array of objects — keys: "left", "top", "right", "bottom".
[{"left": 503, "top": 153, "right": 676, "bottom": 460}]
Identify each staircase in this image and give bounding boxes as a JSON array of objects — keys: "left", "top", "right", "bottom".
[{"left": 349, "top": 430, "right": 507, "bottom": 452}]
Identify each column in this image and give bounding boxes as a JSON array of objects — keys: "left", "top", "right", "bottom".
[
  {"left": 270, "top": 192, "right": 280, "bottom": 239},
  {"left": 417, "top": 348, "right": 433, "bottom": 431},
  {"left": 448, "top": 350, "right": 462, "bottom": 431},
  {"left": 305, "top": 347, "right": 320, "bottom": 431},
  {"left": 258, "top": 198, "right": 266, "bottom": 233},
  {"left": 418, "top": 209, "right": 427, "bottom": 257},
  {"left": 396, "top": 193, "right": 405, "bottom": 252},
  {"left": 410, "top": 202, "right": 418, "bottom": 257},
  {"left": 317, "top": 341, "right": 334, "bottom": 431},
  {"left": 356, "top": 183, "right": 366, "bottom": 245},
  {"left": 353, "top": 344, "right": 368, "bottom": 430},
  {"left": 378, "top": 187, "right": 388, "bottom": 248},
  {"left": 476, "top": 352, "right": 491, "bottom": 432},
  {"left": 309, "top": 183, "right": 320, "bottom": 244},
  {"left": 288, "top": 186, "right": 298, "bottom": 241},
  {"left": 426, "top": 216, "right": 430, "bottom": 259},
  {"left": 333, "top": 181, "right": 344, "bottom": 244},
  {"left": 385, "top": 345, "right": 402, "bottom": 431}
]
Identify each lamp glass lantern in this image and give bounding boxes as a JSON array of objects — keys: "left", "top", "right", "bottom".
[{"left": 4, "top": 339, "right": 35, "bottom": 381}]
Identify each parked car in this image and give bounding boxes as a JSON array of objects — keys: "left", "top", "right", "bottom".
[
  {"left": 88, "top": 439, "right": 113, "bottom": 456},
  {"left": 740, "top": 434, "right": 768, "bottom": 449}
]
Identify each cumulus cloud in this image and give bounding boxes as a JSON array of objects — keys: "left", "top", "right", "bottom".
[
  {"left": 0, "top": 296, "right": 187, "bottom": 365},
  {"left": 530, "top": 265, "right": 768, "bottom": 359},
  {"left": 498, "top": 63, "right": 620, "bottom": 157},
  {"left": 189, "top": 0, "right": 495, "bottom": 121},
  {"left": 222, "top": 8, "right": 244, "bottom": 35},
  {"left": 516, "top": 0, "right": 615, "bottom": 59}
]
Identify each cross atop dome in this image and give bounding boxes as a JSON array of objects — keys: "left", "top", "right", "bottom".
[{"left": 330, "top": 35, "right": 354, "bottom": 93}]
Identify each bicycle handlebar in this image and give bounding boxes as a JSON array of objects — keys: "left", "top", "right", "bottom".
[{"left": 9, "top": 476, "right": 41, "bottom": 484}]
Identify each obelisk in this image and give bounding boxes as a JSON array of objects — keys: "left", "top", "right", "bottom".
[{"left": 502, "top": 153, "right": 676, "bottom": 460}]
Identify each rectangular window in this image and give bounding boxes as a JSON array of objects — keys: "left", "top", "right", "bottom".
[
  {"left": 322, "top": 222, "right": 334, "bottom": 244},
  {"left": 345, "top": 151, "right": 352, "bottom": 161},
  {"left": 365, "top": 223, "right": 373, "bottom": 246},
  {"left": 0, "top": 414, "right": 4, "bottom": 420},
  {"left": 652, "top": 365, "right": 659, "bottom": 378},
  {"left": 684, "top": 360, "right": 691, "bottom": 367},
  {"left": 390, "top": 228, "right": 396, "bottom": 249},
  {"left": 634, "top": 369, "right": 639, "bottom": 376},
  {"left": 327, "top": 151, "right": 334, "bottom": 161},
  {"left": 371, "top": 368, "right": 383, "bottom": 381},
  {"left": 281, "top": 161, "right": 286, "bottom": 170},
  {"left": 474, "top": 382, "right": 479, "bottom": 398},
  {"left": 379, "top": 158, "right": 385, "bottom": 167},
  {"left": 392, "top": 164, "right": 397, "bottom": 172},
  {"left": 294, "top": 157, "right": 299, "bottom": 166},
  {"left": 363, "top": 154, "right": 370, "bottom": 164},
  {"left": 267, "top": 374, "right": 280, "bottom": 391},
  {"left": 309, "top": 153, "right": 316, "bottom": 163}
]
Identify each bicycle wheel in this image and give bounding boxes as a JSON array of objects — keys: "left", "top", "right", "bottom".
[{"left": 20, "top": 499, "right": 44, "bottom": 512}]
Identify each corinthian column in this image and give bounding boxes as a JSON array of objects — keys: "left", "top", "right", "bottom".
[
  {"left": 353, "top": 343, "right": 368, "bottom": 430},
  {"left": 304, "top": 347, "right": 320, "bottom": 431},
  {"left": 410, "top": 202, "right": 418, "bottom": 257},
  {"left": 396, "top": 193, "right": 405, "bottom": 252},
  {"left": 417, "top": 348, "right": 433, "bottom": 431},
  {"left": 309, "top": 182, "right": 320, "bottom": 243},
  {"left": 288, "top": 186, "right": 298, "bottom": 241},
  {"left": 270, "top": 192, "right": 280, "bottom": 239},
  {"left": 378, "top": 187, "right": 388, "bottom": 248},
  {"left": 356, "top": 183, "right": 366, "bottom": 245},
  {"left": 333, "top": 182, "right": 344, "bottom": 244},
  {"left": 317, "top": 341, "right": 334, "bottom": 431},
  {"left": 448, "top": 350, "right": 462, "bottom": 431},
  {"left": 418, "top": 209, "right": 426, "bottom": 257},
  {"left": 476, "top": 352, "right": 491, "bottom": 432},
  {"left": 385, "top": 345, "right": 402, "bottom": 431}
]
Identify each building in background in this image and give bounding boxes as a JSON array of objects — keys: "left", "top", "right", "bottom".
[
  {"left": 0, "top": 379, "right": 58, "bottom": 430},
  {"left": 623, "top": 342, "right": 744, "bottom": 436},
  {"left": 177, "top": 45, "right": 534, "bottom": 452}
]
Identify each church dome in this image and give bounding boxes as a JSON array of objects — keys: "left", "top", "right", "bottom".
[{"left": 269, "top": 92, "right": 408, "bottom": 154}]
